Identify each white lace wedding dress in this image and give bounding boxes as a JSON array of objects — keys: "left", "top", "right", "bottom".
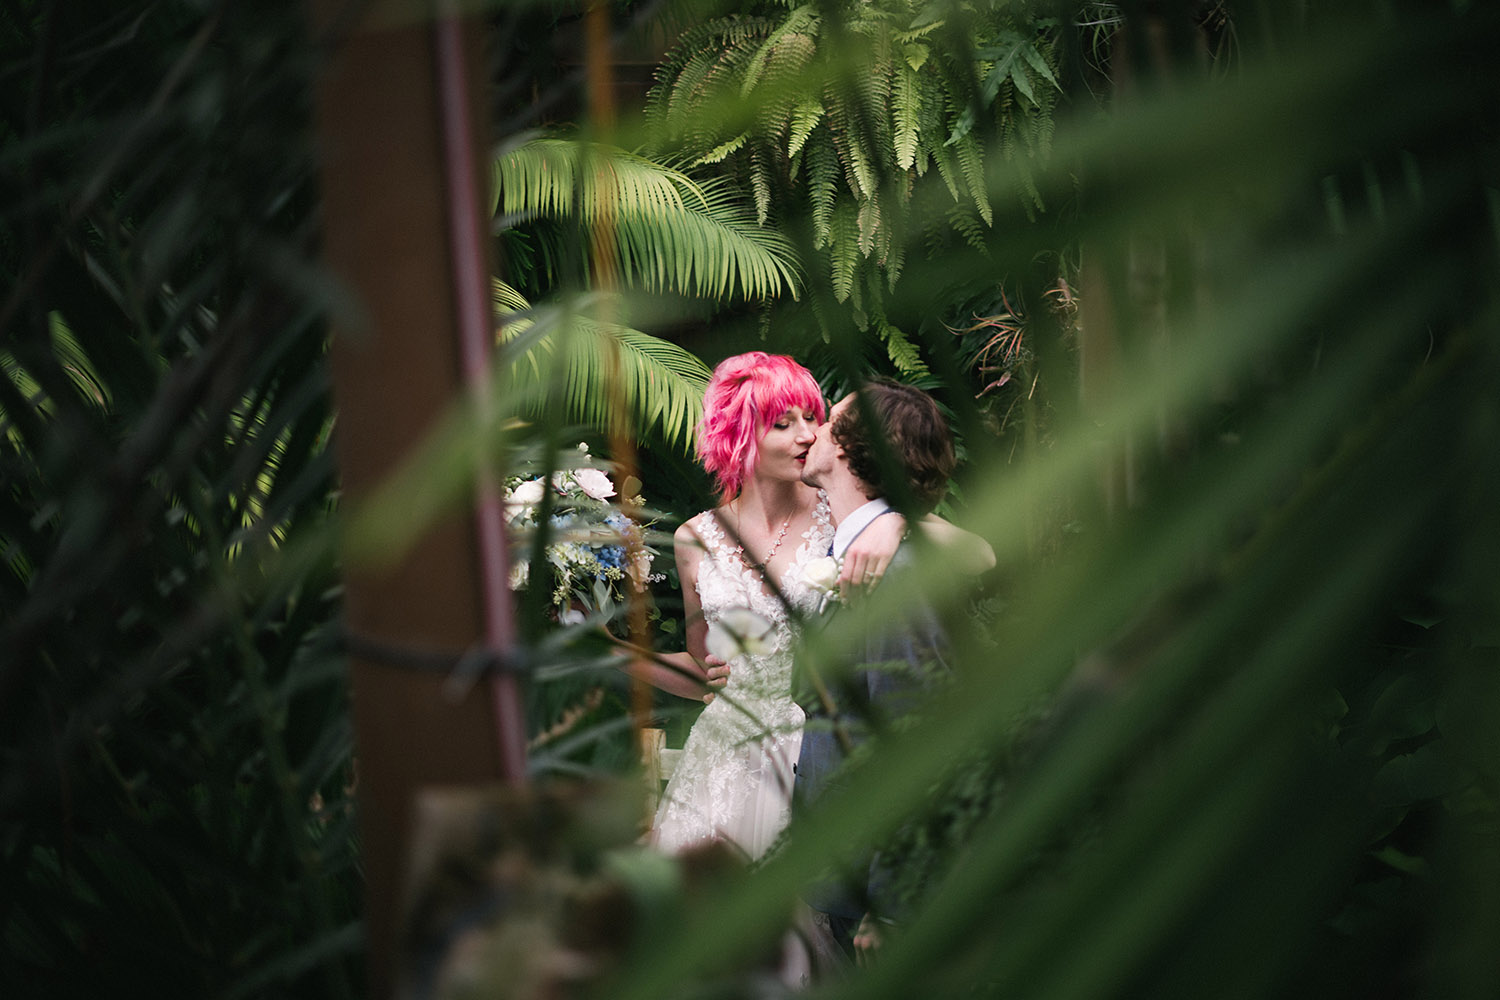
[{"left": 651, "top": 492, "right": 834, "bottom": 861}]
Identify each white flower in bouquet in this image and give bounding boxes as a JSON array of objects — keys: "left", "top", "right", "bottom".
[
  {"left": 506, "top": 478, "right": 545, "bottom": 507},
  {"left": 802, "top": 555, "right": 842, "bottom": 596},
  {"left": 571, "top": 467, "right": 616, "bottom": 500},
  {"left": 504, "top": 444, "right": 665, "bottom": 624},
  {"left": 706, "top": 607, "right": 776, "bottom": 662}
]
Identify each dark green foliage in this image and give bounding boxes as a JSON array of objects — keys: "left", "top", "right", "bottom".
[
  {"left": 644, "top": 0, "right": 1061, "bottom": 357},
  {"left": 4, "top": 1, "right": 1500, "bottom": 999},
  {"left": 1, "top": 2, "right": 359, "bottom": 996},
  {"left": 574, "top": 4, "right": 1500, "bottom": 1000}
]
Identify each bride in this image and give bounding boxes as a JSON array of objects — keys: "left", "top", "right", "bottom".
[{"left": 635, "top": 352, "right": 990, "bottom": 860}]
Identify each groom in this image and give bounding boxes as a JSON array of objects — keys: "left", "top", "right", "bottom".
[{"left": 793, "top": 377, "right": 956, "bottom": 963}]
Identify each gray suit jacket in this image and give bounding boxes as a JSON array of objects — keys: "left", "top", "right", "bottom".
[{"left": 793, "top": 541, "right": 949, "bottom": 921}]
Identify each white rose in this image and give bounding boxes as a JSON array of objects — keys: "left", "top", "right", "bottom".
[
  {"left": 507, "top": 479, "right": 549, "bottom": 503},
  {"left": 558, "top": 607, "right": 587, "bottom": 626},
  {"left": 705, "top": 607, "right": 775, "bottom": 662},
  {"left": 572, "top": 467, "right": 616, "bottom": 500},
  {"left": 803, "top": 555, "right": 842, "bottom": 595},
  {"left": 506, "top": 478, "right": 545, "bottom": 506}
]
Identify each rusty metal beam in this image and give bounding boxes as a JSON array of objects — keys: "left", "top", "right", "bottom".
[{"left": 309, "top": 3, "right": 523, "bottom": 994}]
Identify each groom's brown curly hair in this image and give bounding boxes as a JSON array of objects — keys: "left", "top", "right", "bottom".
[{"left": 831, "top": 378, "right": 955, "bottom": 514}]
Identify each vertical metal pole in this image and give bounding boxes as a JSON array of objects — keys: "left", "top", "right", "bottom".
[
  {"left": 309, "top": 3, "right": 522, "bottom": 994},
  {"left": 433, "top": 8, "right": 528, "bottom": 784}
]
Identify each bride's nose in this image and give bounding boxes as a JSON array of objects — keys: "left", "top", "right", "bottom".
[{"left": 794, "top": 419, "right": 817, "bottom": 443}]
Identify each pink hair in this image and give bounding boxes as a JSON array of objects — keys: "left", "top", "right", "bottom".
[{"left": 696, "top": 352, "right": 826, "bottom": 500}]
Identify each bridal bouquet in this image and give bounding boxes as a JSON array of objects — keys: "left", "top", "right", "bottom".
[{"left": 504, "top": 444, "right": 662, "bottom": 625}]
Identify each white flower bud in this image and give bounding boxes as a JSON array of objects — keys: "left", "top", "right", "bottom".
[{"left": 705, "top": 607, "right": 775, "bottom": 662}]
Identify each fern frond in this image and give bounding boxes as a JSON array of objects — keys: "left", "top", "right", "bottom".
[
  {"left": 947, "top": 203, "right": 987, "bottom": 253},
  {"left": 828, "top": 89, "right": 879, "bottom": 200},
  {"left": 740, "top": 4, "right": 820, "bottom": 96},
  {"left": 692, "top": 133, "right": 749, "bottom": 166},
  {"left": 893, "top": 60, "right": 921, "bottom": 171},
  {"left": 751, "top": 30, "right": 818, "bottom": 148},
  {"left": 885, "top": 232, "right": 906, "bottom": 288},
  {"left": 787, "top": 96, "right": 825, "bottom": 159},
  {"left": 857, "top": 196, "right": 879, "bottom": 257},
  {"left": 750, "top": 148, "right": 772, "bottom": 225},
  {"left": 879, "top": 320, "right": 929, "bottom": 377},
  {"left": 829, "top": 200, "right": 859, "bottom": 302},
  {"left": 954, "top": 132, "right": 992, "bottom": 225},
  {"left": 894, "top": 21, "right": 943, "bottom": 45},
  {"left": 807, "top": 131, "right": 840, "bottom": 249}
]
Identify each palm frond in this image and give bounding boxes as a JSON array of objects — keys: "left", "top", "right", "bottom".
[
  {"left": 494, "top": 281, "right": 712, "bottom": 452},
  {"left": 494, "top": 138, "right": 801, "bottom": 302}
]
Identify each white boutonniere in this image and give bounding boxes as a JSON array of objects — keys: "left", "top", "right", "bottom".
[
  {"left": 803, "top": 555, "right": 843, "bottom": 603},
  {"left": 706, "top": 607, "right": 776, "bottom": 662}
]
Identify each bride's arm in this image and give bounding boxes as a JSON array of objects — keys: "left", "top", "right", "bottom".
[
  {"left": 839, "top": 511, "right": 995, "bottom": 594},
  {"left": 622, "top": 520, "right": 717, "bottom": 701},
  {"left": 916, "top": 513, "right": 996, "bottom": 572}
]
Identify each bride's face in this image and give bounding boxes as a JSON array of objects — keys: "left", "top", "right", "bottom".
[{"left": 754, "top": 406, "right": 820, "bottom": 483}]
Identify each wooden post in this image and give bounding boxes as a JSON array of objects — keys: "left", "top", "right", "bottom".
[{"left": 308, "top": 3, "right": 524, "bottom": 995}]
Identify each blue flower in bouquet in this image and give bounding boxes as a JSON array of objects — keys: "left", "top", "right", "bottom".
[{"left": 504, "top": 445, "right": 663, "bottom": 621}]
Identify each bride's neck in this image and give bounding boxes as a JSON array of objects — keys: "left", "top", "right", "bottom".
[{"left": 733, "top": 477, "right": 808, "bottom": 528}]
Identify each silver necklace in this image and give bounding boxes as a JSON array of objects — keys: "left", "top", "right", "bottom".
[
  {"left": 732, "top": 509, "right": 793, "bottom": 567},
  {"left": 762, "top": 514, "right": 793, "bottom": 562}
]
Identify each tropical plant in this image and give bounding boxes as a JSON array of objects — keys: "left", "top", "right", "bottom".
[
  {"left": 491, "top": 137, "right": 799, "bottom": 452},
  {"left": 644, "top": 0, "right": 1062, "bottom": 368},
  {"left": 494, "top": 137, "right": 802, "bottom": 304},
  {"left": 494, "top": 279, "right": 716, "bottom": 452},
  {"left": 7, "top": 2, "right": 1500, "bottom": 1000},
  {"left": 0, "top": 2, "right": 359, "bottom": 997},
  {"left": 430, "top": 4, "right": 1500, "bottom": 1000}
]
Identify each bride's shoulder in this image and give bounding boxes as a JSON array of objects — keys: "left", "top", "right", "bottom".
[{"left": 677, "top": 508, "right": 725, "bottom": 545}]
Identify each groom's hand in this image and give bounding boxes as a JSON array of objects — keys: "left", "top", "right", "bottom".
[
  {"left": 838, "top": 512, "right": 904, "bottom": 601},
  {"left": 701, "top": 655, "right": 730, "bottom": 703}
]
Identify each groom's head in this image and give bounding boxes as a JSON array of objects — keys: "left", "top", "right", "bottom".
[{"left": 809, "top": 378, "right": 955, "bottom": 513}]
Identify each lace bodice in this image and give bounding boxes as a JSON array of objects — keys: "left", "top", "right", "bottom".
[
  {"left": 651, "top": 492, "right": 833, "bottom": 859},
  {"left": 690, "top": 493, "right": 833, "bottom": 705}
]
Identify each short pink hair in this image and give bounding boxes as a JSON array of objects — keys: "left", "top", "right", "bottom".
[{"left": 697, "top": 352, "right": 826, "bottom": 500}]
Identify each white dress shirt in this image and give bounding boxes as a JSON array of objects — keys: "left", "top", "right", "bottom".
[{"left": 832, "top": 497, "right": 893, "bottom": 559}]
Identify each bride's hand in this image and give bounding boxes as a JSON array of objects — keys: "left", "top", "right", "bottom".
[
  {"left": 839, "top": 513, "right": 904, "bottom": 601},
  {"left": 701, "top": 655, "right": 730, "bottom": 703}
]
